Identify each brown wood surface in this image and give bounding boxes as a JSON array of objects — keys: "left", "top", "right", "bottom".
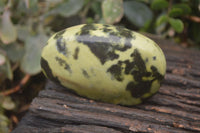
[{"left": 12, "top": 37, "right": 200, "bottom": 133}]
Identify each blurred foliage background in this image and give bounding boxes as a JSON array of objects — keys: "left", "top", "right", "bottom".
[{"left": 0, "top": 0, "right": 199, "bottom": 132}]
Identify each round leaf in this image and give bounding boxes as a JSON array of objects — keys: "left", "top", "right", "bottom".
[
  {"left": 169, "top": 8, "right": 183, "bottom": 17},
  {"left": 21, "top": 34, "right": 48, "bottom": 75},
  {"left": 3, "top": 43, "right": 25, "bottom": 62},
  {"left": 151, "top": 0, "right": 169, "bottom": 10},
  {"left": 47, "top": 0, "right": 84, "bottom": 17},
  {"left": 17, "top": 25, "right": 30, "bottom": 41},
  {"left": 2, "top": 96, "right": 15, "bottom": 110},
  {"left": 0, "top": 54, "right": 6, "bottom": 65},
  {"left": 156, "top": 14, "right": 168, "bottom": 26},
  {"left": 0, "top": 0, "right": 6, "bottom": 11},
  {"left": 169, "top": 18, "right": 184, "bottom": 33},
  {"left": 0, "top": 57, "right": 13, "bottom": 82},
  {"left": 91, "top": 1, "right": 102, "bottom": 17},
  {"left": 0, "top": 10, "right": 17, "bottom": 44},
  {"left": 102, "top": 0, "right": 123, "bottom": 24},
  {"left": 124, "top": 1, "right": 153, "bottom": 27},
  {"left": 172, "top": 3, "right": 191, "bottom": 15},
  {"left": 0, "top": 114, "right": 9, "bottom": 133},
  {"left": 17, "top": 0, "right": 38, "bottom": 15}
]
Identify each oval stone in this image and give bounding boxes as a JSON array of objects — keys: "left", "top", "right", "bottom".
[{"left": 41, "top": 24, "right": 166, "bottom": 105}]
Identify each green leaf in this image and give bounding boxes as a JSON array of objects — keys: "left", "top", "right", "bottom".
[
  {"left": 0, "top": 114, "right": 9, "bottom": 133},
  {"left": 91, "top": 1, "right": 102, "bottom": 18},
  {"left": 17, "top": 25, "right": 30, "bottom": 41},
  {"left": 0, "top": 0, "right": 6, "bottom": 11},
  {"left": 0, "top": 10, "right": 17, "bottom": 44},
  {"left": 0, "top": 56, "right": 13, "bottom": 82},
  {"left": 172, "top": 3, "right": 191, "bottom": 15},
  {"left": 169, "top": 18, "right": 184, "bottom": 33},
  {"left": 102, "top": 0, "right": 123, "bottom": 24},
  {"left": 27, "top": 0, "right": 39, "bottom": 13},
  {"left": 47, "top": 0, "right": 84, "bottom": 17},
  {"left": 169, "top": 3, "right": 191, "bottom": 17},
  {"left": 169, "top": 8, "right": 183, "bottom": 17},
  {"left": 155, "top": 21, "right": 167, "bottom": 34},
  {"left": 124, "top": 1, "right": 153, "bottom": 27},
  {"left": 0, "top": 54, "right": 6, "bottom": 66},
  {"left": 21, "top": 33, "right": 48, "bottom": 75},
  {"left": 17, "top": 0, "right": 38, "bottom": 15},
  {"left": 2, "top": 96, "right": 15, "bottom": 110},
  {"left": 151, "top": 0, "right": 168, "bottom": 10},
  {"left": 3, "top": 43, "right": 25, "bottom": 62},
  {"left": 156, "top": 14, "right": 168, "bottom": 26}
]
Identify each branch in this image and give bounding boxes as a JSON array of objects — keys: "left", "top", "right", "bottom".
[
  {"left": 186, "top": 15, "right": 200, "bottom": 23},
  {"left": 0, "top": 74, "right": 30, "bottom": 96}
]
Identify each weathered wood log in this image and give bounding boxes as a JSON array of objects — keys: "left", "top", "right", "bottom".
[{"left": 12, "top": 37, "right": 200, "bottom": 133}]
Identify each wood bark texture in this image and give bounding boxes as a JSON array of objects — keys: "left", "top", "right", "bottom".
[{"left": 12, "top": 37, "right": 200, "bottom": 133}]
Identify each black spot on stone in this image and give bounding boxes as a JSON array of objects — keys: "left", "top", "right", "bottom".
[
  {"left": 77, "top": 35, "right": 120, "bottom": 64},
  {"left": 117, "top": 27, "right": 136, "bottom": 50},
  {"left": 64, "top": 64, "right": 71, "bottom": 72},
  {"left": 121, "top": 40, "right": 132, "bottom": 51},
  {"left": 116, "top": 26, "right": 134, "bottom": 39},
  {"left": 82, "top": 69, "right": 90, "bottom": 78},
  {"left": 107, "top": 61, "right": 123, "bottom": 81},
  {"left": 131, "top": 49, "right": 146, "bottom": 71},
  {"left": 76, "top": 24, "right": 133, "bottom": 64},
  {"left": 124, "top": 60, "right": 135, "bottom": 74},
  {"left": 125, "top": 49, "right": 164, "bottom": 98},
  {"left": 55, "top": 56, "right": 72, "bottom": 73},
  {"left": 151, "top": 66, "right": 164, "bottom": 81},
  {"left": 106, "top": 49, "right": 164, "bottom": 98},
  {"left": 145, "top": 58, "right": 148, "bottom": 63},
  {"left": 109, "top": 26, "right": 134, "bottom": 50},
  {"left": 103, "top": 28, "right": 112, "bottom": 33},
  {"left": 73, "top": 47, "right": 79, "bottom": 60},
  {"left": 101, "top": 25, "right": 112, "bottom": 33},
  {"left": 108, "top": 35, "right": 132, "bottom": 51},
  {"left": 56, "top": 37, "right": 67, "bottom": 55},
  {"left": 109, "top": 31, "right": 118, "bottom": 36},
  {"left": 77, "top": 37, "right": 131, "bottom": 64},
  {"left": 41, "top": 57, "right": 61, "bottom": 84},
  {"left": 78, "top": 24, "right": 97, "bottom": 36},
  {"left": 153, "top": 56, "right": 156, "bottom": 60},
  {"left": 103, "top": 24, "right": 111, "bottom": 27},
  {"left": 126, "top": 81, "right": 152, "bottom": 98},
  {"left": 54, "top": 29, "right": 66, "bottom": 39}
]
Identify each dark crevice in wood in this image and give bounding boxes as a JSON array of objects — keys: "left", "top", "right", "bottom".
[
  {"left": 136, "top": 105, "right": 200, "bottom": 122},
  {"left": 163, "top": 74, "right": 200, "bottom": 88}
]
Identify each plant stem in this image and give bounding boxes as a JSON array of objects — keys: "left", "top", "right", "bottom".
[{"left": 0, "top": 74, "right": 30, "bottom": 96}]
